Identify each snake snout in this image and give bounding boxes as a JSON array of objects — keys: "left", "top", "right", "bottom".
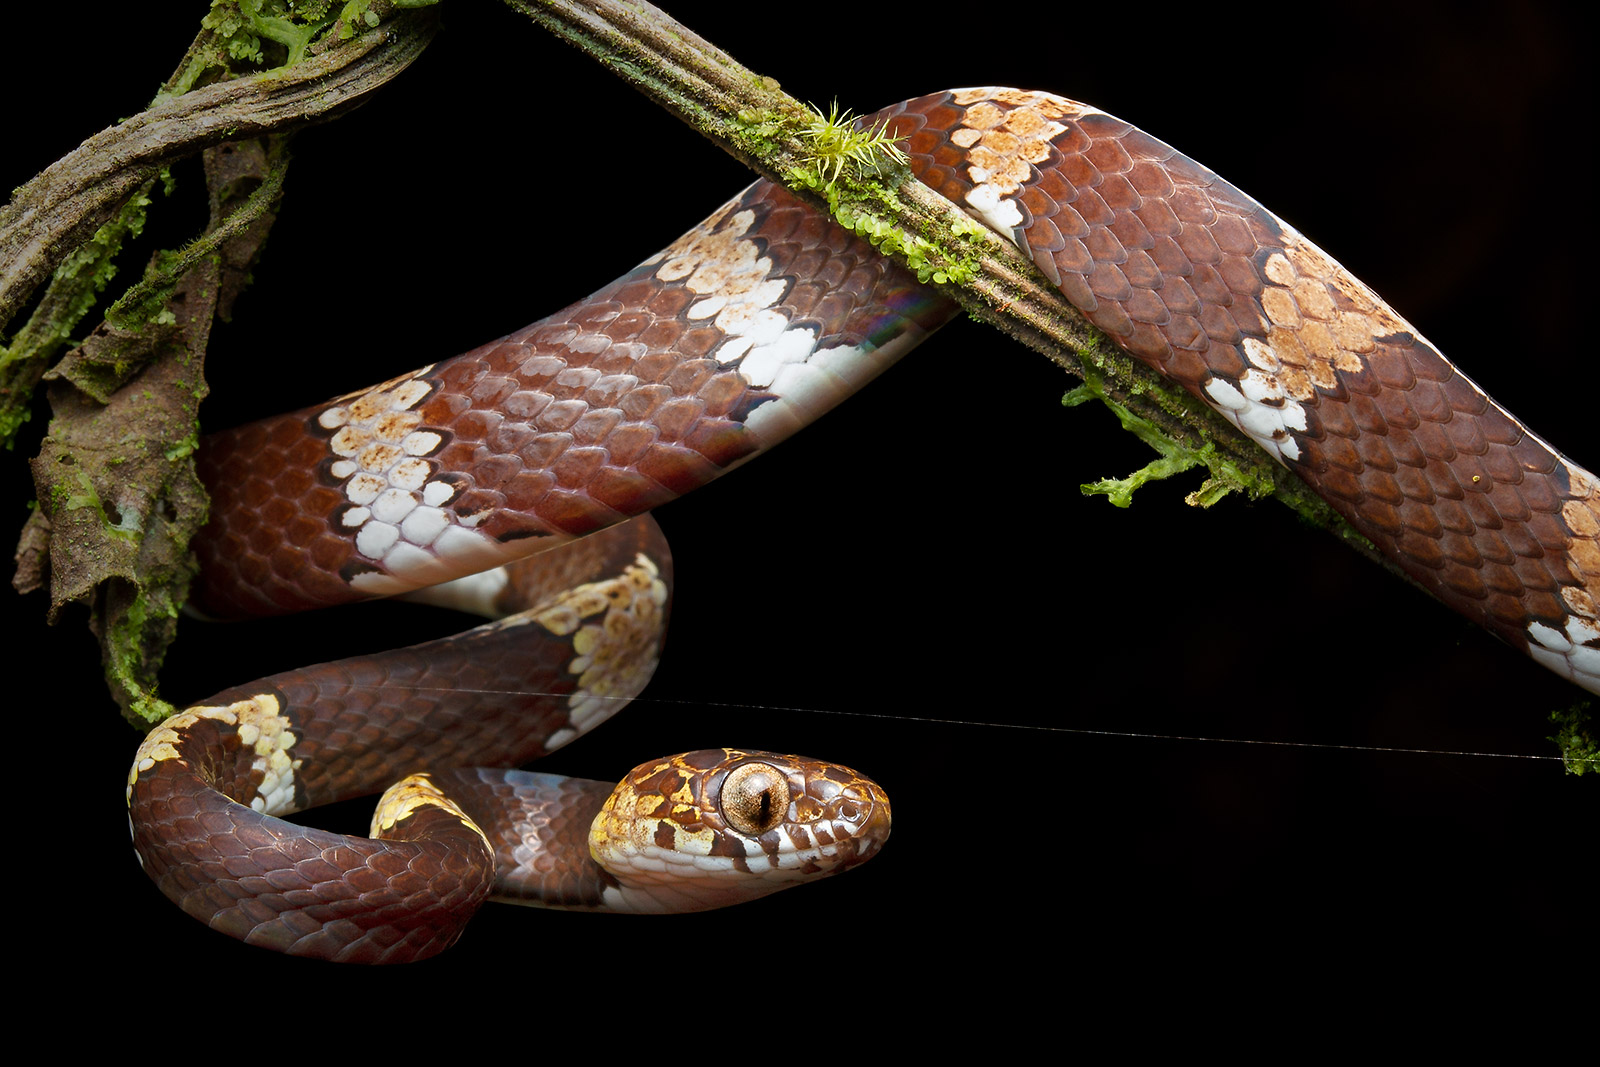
[{"left": 588, "top": 748, "right": 891, "bottom": 912}]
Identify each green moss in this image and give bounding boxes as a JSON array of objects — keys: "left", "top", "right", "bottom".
[
  {"left": 1548, "top": 703, "right": 1597, "bottom": 775},
  {"left": 65, "top": 469, "right": 138, "bottom": 536},
  {"left": 201, "top": 0, "right": 328, "bottom": 66},
  {"left": 176, "top": 0, "right": 434, "bottom": 85},
  {"left": 164, "top": 434, "right": 199, "bottom": 462},
  {"left": 1064, "top": 370, "right": 1275, "bottom": 508},
  {"left": 786, "top": 166, "right": 985, "bottom": 285},
  {"left": 0, "top": 171, "right": 171, "bottom": 446},
  {"left": 759, "top": 102, "right": 984, "bottom": 285},
  {"left": 794, "top": 103, "right": 908, "bottom": 184},
  {"left": 104, "top": 582, "right": 181, "bottom": 727}
]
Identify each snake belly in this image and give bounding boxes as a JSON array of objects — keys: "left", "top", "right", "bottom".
[{"left": 129, "top": 86, "right": 1598, "bottom": 963}]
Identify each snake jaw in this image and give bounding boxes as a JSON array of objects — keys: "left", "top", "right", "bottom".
[{"left": 587, "top": 748, "right": 891, "bottom": 913}]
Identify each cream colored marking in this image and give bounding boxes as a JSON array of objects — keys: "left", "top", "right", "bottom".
[
  {"left": 736, "top": 330, "right": 820, "bottom": 387},
  {"left": 390, "top": 457, "right": 431, "bottom": 490},
  {"left": 1292, "top": 277, "right": 1338, "bottom": 322},
  {"left": 432, "top": 524, "right": 507, "bottom": 563},
  {"left": 126, "top": 694, "right": 302, "bottom": 815},
  {"left": 373, "top": 410, "right": 422, "bottom": 439},
  {"left": 587, "top": 752, "right": 888, "bottom": 912},
  {"left": 412, "top": 552, "right": 664, "bottom": 729},
  {"left": 1556, "top": 465, "right": 1600, "bottom": 641},
  {"left": 1260, "top": 288, "right": 1301, "bottom": 329},
  {"left": 1562, "top": 570, "right": 1600, "bottom": 622},
  {"left": 357, "top": 441, "right": 403, "bottom": 471},
  {"left": 370, "top": 773, "right": 493, "bottom": 854},
  {"left": 346, "top": 472, "right": 386, "bottom": 504},
  {"left": 1263, "top": 252, "right": 1297, "bottom": 286},
  {"left": 325, "top": 371, "right": 434, "bottom": 415},
  {"left": 371, "top": 487, "right": 418, "bottom": 524},
  {"left": 399, "top": 564, "right": 511, "bottom": 618},
  {"left": 1242, "top": 337, "right": 1278, "bottom": 372},
  {"left": 942, "top": 89, "right": 1080, "bottom": 244},
  {"left": 543, "top": 726, "right": 578, "bottom": 751},
  {"left": 402, "top": 430, "right": 442, "bottom": 455},
  {"left": 715, "top": 336, "right": 754, "bottom": 364},
  {"left": 1269, "top": 215, "right": 1600, "bottom": 692},
  {"left": 347, "top": 527, "right": 504, "bottom": 593},
  {"left": 964, "top": 183, "right": 1023, "bottom": 237},
  {"left": 1201, "top": 372, "right": 1304, "bottom": 463},
  {"left": 652, "top": 206, "right": 787, "bottom": 326},
  {"left": 316, "top": 366, "right": 516, "bottom": 585},
  {"left": 330, "top": 426, "right": 370, "bottom": 457},
  {"left": 399, "top": 505, "right": 450, "bottom": 546},
  {"left": 1525, "top": 617, "right": 1600, "bottom": 693},
  {"left": 355, "top": 520, "right": 400, "bottom": 558},
  {"left": 708, "top": 302, "right": 789, "bottom": 346},
  {"left": 643, "top": 185, "right": 924, "bottom": 449}
]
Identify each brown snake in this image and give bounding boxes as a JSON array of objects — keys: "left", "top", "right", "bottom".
[{"left": 123, "top": 83, "right": 1597, "bottom": 962}]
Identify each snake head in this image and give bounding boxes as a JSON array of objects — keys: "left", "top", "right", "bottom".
[{"left": 589, "top": 748, "right": 891, "bottom": 912}]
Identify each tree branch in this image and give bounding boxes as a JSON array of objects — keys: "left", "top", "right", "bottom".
[
  {"left": 5, "top": 8, "right": 440, "bottom": 724},
  {"left": 0, "top": 14, "right": 435, "bottom": 334},
  {"left": 506, "top": 0, "right": 1398, "bottom": 576}
]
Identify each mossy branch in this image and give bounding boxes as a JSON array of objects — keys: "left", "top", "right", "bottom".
[
  {"left": 505, "top": 0, "right": 1398, "bottom": 579},
  {"left": 4, "top": 5, "right": 439, "bottom": 725},
  {"left": 0, "top": 7, "right": 437, "bottom": 348}
]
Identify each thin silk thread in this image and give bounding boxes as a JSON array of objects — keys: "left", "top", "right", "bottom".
[{"left": 302, "top": 681, "right": 1586, "bottom": 764}]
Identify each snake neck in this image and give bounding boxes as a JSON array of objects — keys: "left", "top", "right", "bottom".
[{"left": 436, "top": 768, "right": 620, "bottom": 909}]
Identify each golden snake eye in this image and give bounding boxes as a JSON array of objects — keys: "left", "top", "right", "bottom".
[{"left": 720, "top": 762, "right": 790, "bottom": 836}]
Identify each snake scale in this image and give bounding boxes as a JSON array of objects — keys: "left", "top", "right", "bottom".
[{"left": 123, "top": 78, "right": 1597, "bottom": 963}]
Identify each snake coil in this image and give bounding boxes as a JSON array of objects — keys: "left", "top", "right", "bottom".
[{"left": 127, "top": 87, "right": 1598, "bottom": 964}]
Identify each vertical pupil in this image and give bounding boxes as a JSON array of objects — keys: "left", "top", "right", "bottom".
[{"left": 724, "top": 763, "right": 788, "bottom": 835}]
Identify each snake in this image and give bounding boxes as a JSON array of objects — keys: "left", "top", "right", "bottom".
[{"left": 125, "top": 87, "right": 1600, "bottom": 964}]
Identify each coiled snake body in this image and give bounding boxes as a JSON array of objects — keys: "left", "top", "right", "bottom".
[{"left": 127, "top": 88, "right": 1600, "bottom": 963}]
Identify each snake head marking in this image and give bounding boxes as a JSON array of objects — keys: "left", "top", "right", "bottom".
[{"left": 588, "top": 748, "right": 891, "bottom": 912}]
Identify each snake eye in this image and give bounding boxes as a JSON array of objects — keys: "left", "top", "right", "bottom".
[{"left": 721, "top": 762, "right": 790, "bottom": 836}]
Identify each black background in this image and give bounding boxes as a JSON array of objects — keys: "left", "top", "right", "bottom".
[{"left": 8, "top": 1, "right": 1591, "bottom": 1020}]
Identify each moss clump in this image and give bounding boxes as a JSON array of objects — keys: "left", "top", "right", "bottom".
[
  {"left": 1548, "top": 703, "right": 1597, "bottom": 775},
  {"left": 1064, "top": 370, "right": 1273, "bottom": 509}
]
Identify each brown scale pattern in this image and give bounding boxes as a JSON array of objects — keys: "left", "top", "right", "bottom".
[
  {"left": 884, "top": 89, "right": 1599, "bottom": 668},
  {"left": 130, "top": 759, "right": 496, "bottom": 963},
  {"left": 194, "top": 182, "right": 948, "bottom": 617},
  {"left": 192, "top": 94, "right": 1597, "bottom": 666},
  {"left": 438, "top": 768, "right": 616, "bottom": 908},
  {"left": 135, "top": 88, "right": 1598, "bottom": 964},
  {"left": 204, "top": 518, "right": 669, "bottom": 804},
  {"left": 128, "top": 518, "right": 669, "bottom": 962},
  {"left": 204, "top": 619, "right": 586, "bottom": 801}
]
